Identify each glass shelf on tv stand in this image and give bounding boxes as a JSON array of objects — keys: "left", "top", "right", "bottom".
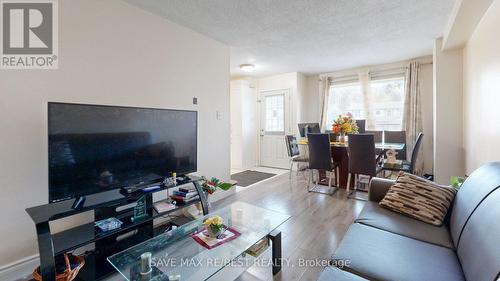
[{"left": 108, "top": 201, "right": 291, "bottom": 281}]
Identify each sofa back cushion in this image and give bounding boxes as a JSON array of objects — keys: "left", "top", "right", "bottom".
[
  {"left": 449, "top": 162, "right": 500, "bottom": 247},
  {"left": 456, "top": 188, "right": 500, "bottom": 281}
]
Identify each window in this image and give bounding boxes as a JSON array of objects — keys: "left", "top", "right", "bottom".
[
  {"left": 324, "top": 74, "right": 405, "bottom": 131},
  {"left": 369, "top": 77, "right": 405, "bottom": 130},
  {"left": 264, "top": 94, "right": 285, "bottom": 132},
  {"left": 326, "top": 83, "right": 364, "bottom": 128}
]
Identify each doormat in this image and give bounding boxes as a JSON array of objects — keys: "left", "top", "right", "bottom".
[{"left": 230, "top": 170, "right": 276, "bottom": 187}]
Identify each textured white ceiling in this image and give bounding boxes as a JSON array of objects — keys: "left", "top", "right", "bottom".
[{"left": 125, "top": 0, "right": 455, "bottom": 77}]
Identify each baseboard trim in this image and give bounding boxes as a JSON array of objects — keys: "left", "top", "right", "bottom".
[{"left": 0, "top": 254, "right": 39, "bottom": 281}]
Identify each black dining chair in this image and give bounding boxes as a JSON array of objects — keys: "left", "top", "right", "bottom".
[
  {"left": 366, "top": 130, "right": 383, "bottom": 156},
  {"left": 384, "top": 131, "right": 407, "bottom": 160},
  {"left": 365, "top": 130, "right": 382, "bottom": 142},
  {"left": 285, "top": 135, "right": 308, "bottom": 179},
  {"left": 380, "top": 132, "right": 424, "bottom": 175},
  {"left": 355, "top": 119, "right": 366, "bottom": 133},
  {"left": 347, "top": 134, "right": 382, "bottom": 200},
  {"left": 307, "top": 133, "right": 339, "bottom": 195}
]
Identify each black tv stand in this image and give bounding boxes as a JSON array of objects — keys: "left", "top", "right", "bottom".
[
  {"left": 71, "top": 196, "right": 86, "bottom": 210},
  {"left": 26, "top": 176, "right": 208, "bottom": 281}
]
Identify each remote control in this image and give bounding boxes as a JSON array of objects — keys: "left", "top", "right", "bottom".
[{"left": 142, "top": 185, "right": 161, "bottom": 192}]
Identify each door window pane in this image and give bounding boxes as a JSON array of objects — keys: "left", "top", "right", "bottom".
[
  {"left": 369, "top": 78, "right": 405, "bottom": 130},
  {"left": 264, "top": 94, "right": 284, "bottom": 132},
  {"left": 326, "top": 83, "right": 364, "bottom": 127}
]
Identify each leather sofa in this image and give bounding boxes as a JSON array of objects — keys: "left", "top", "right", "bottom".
[{"left": 319, "top": 162, "right": 500, "bottom": 281}]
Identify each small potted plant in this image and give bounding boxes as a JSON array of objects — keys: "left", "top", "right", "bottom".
[
  {"left": 450, "top": 176, "right": 466, "bottom": 190},
  {"left": 201, "top": 177, "right": 233, "bottom": 194},
  {"left": 184, "top": 177, "right": 234, "bottom": 218},
  {"left": 331, "top": 113, "right": 359, "bottom": 143},
  {"left": 203, "top": 215, "right": 225, "bottom": 238},
  {"left": 200, "top": 177, "right": 233, "bottom": 208}
]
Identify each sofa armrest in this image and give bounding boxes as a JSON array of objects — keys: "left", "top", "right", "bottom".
[{"left": 368, "top": 178, "right": 395, "bottom": 202}]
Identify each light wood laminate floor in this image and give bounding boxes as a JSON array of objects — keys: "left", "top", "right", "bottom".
[{"left": 215, "top": 171, "right": 366, "bottom": 281}]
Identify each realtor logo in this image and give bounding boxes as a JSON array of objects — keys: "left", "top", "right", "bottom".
[{"left": 1, "top": 0, "right": 58, "bottom": 69}]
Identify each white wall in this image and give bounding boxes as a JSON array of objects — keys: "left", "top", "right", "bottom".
[
  {"left": 433, "top": 38, "right": 464, "bottom": 184},
  {"left": 0, "top": 0, "right": 229, "bottom": 269},
  {"left": 230, "top": 79, "right": 257, "bottom": 170},
  {"left": 463, "top": 0, "right": 500, "bottom": 174}
]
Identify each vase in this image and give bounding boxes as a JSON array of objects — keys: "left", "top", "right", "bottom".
[
  {"left": 206, "top": 226, "right": 223, "bottom": 238},
  {"left": 339, "top": 133, "right": 346, "bottom": 144}
]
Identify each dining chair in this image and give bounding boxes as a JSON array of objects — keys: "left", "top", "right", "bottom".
[
  {"left": 366, "top": 130, "right": 383, "bottom": 156},
  {"left": 307, "top": 133, "right": 339, "bottom": 195},
  {"left": 355, "top": 119, "right": 366, "bottom": 133},
  {"left": 285, "top": 135, "right": 308, "bottom": 179},
  {"left": 365, "top": 130, "right": 382, "bottom": 142},
  {"left": 384, "top": 130, "right": 407, "bottom": 160},
  {"left": 347, "top": 134, "right": 381, "bottom": 200},
  {"left": 379, "top": 132, "right": 424, "bottom": 175}
]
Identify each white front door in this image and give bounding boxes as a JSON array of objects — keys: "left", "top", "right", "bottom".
[{"left": 259, "top": 89, "right": 291, "bottom": 169}]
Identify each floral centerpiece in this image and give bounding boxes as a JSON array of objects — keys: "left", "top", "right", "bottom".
[
  {"left": 331, "top": 113, "right": 359, "bottom": 143},
  {"left": 203, "top": 215, "right": 225, "bottom": 238}
]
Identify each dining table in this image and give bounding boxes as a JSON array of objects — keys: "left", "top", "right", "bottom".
[{"left": 297, "top": 139, "right": 405, "bottom": 188}]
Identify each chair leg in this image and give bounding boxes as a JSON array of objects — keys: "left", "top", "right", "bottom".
[
  {"left": 289, "top": 162, "right": 293, "bottom": 180},
  {"left": 308, "top": 169, "right": 313, "bottom": 191},
  {"left": 336, "top": 167, "right": 339, "bottom": 187},
  {"left": 347, "top": 173, "right": 351, "bottom": 195}
]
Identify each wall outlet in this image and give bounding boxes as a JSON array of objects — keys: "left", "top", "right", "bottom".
[
  {"left": 192, "top": 97, "right": 198, "bottom": 105},
  {"left": 216, "top": 111, "right": 222, "bottom": 120}
]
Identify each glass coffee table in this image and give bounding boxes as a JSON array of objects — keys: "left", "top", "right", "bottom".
[{"left": 107, "top": 201, "right": 290, "bottom": 281}]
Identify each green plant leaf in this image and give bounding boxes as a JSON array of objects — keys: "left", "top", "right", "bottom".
[{"left": 218, "top": 182, "right": 233, "bottom": 191}]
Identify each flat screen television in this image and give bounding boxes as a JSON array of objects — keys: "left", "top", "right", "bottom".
[{"left": 48, "top": 102, "right": 197, "bottom": 203}]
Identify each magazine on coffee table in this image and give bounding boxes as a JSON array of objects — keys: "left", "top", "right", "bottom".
[{"left": 191, "top": 226, "right": 241, "bottom": 249}]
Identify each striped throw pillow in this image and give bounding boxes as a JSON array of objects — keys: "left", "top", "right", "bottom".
[{"left": 379, "top": 172, "right": 456, "bottom": 226}]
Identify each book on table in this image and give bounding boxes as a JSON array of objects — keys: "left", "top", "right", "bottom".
[{"left": 153, "top": 201, "right": 177, "bottom": 213}]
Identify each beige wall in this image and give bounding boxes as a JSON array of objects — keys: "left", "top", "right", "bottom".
[
  {"left": 463, "top": 0, "right": 500, "bottom": 174},
  {"left": 433, "top": 38, "right": 464, "bottom": 184},
  {"left": 0, "top": 0, "right": 229, "bottom": 268},
  {"left": 303, "top": 75, "right": 321, "bottom": 123},
  {"left": 420, "top": 64, "right": 434, "bottom": 174}
]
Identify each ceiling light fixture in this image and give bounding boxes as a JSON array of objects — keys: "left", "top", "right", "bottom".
[{"left": 240, "top": 64, "right": 255, "bottom": 72}]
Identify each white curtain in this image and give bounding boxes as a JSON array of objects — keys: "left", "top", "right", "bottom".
[
  {"left": 319, "top": 77, "right": 331, "bottom": 130},
  {"left": 403, "top": 61, "right": 423, "bottom": 174}
]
